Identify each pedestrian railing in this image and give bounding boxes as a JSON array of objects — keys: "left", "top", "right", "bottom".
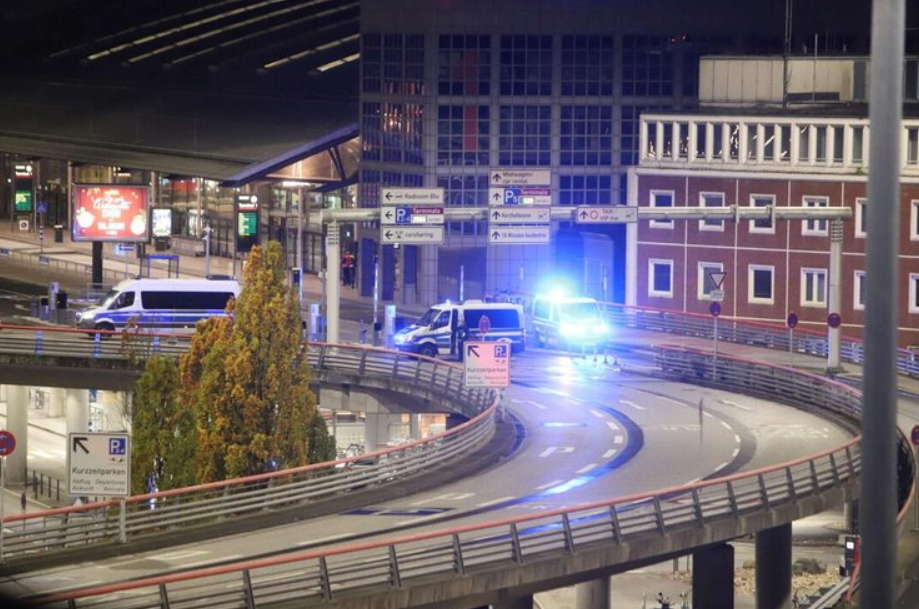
[
  {"left": 32, "top": 345, "right": 895, "bottom": 609},
  {"left": 0, "top": 346, "right": 499, "bottom": 562}
]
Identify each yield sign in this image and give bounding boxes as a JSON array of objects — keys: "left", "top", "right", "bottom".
[{"left": 708, "top": 271, "right": 727, "bottom": 291}]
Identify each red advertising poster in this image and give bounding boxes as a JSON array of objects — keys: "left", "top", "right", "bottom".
[{"left": 72, "top": 185, "right": 150, "bottom": 242}]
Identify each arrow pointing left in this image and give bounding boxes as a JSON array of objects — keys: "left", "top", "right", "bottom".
[{"left": 72, "top": 436, "right": 90, "bottom": 454}]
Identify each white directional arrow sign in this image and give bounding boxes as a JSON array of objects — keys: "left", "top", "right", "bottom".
[
  {"left": 575, "top": 206, "right": 638, "bottom": 224},
  {"left": 488, "top": 226, "right": 550, "bottom": 244},
  {"left": 381, "top": 226, "right": 444, "bottom": 244},
  {"left": 489, "top": 207, "right": 551, "bottom": 224},
  {"left": 464, "top": 341, "right": 510, "bottom": 388},
  {"left": 380, "top": 188, "right": 444, "bottom": 204}
]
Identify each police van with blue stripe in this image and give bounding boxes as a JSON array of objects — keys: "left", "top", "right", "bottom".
[{"left": 76, "top": 278, "right": 240, "bottom": 335}]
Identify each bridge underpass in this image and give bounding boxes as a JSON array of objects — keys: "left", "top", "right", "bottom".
[{"left": 0, "top": 324, "right": 884, "bottom": 602}]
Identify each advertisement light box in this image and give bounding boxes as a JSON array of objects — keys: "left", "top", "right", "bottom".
[{"left": 72, "top": 185, "right": 150, "bottom": 242}]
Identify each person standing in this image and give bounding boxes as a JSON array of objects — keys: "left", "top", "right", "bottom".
[{"left": 342, "top": 250, "right": 355, "bottom": 287}]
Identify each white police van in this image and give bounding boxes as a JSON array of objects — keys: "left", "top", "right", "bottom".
[
  {"left": 530, "top": 295, "right": 609, "bottom": 349},
  {"left": 394, "top": 300, "right": 525, "bottom": 358},
  {"left": 75, "top": 278, "right": 240, "bottom": 334}
]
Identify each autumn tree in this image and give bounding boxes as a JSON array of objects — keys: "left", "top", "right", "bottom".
[
  {"left": 182, "top": 241, "right": 322, "bottom": 481},
  {"left": 130, "top": 355, "right": 197, "bottom": 494}
]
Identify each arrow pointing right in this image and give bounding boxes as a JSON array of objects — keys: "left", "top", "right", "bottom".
[
  {"left": 72, "top": 436, "right": 90, "bottom": 454},
  {"left": 466, "top": 344, "right": 480, "bottom": 358}
]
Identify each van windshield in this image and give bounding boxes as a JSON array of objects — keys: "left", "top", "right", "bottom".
[
  {"left": 99, "top": 289, "right": 121, "bottom": 309},
  {"left": 415, "top": 308, "right": 443, "bottom": 328},
  {"left": 559, "top": 302, "right": 602, "bottom": 319}
]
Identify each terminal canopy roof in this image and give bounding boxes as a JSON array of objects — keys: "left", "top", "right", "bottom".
[{"left": 0, "top": 0, "right": 361, "bottom": 187}]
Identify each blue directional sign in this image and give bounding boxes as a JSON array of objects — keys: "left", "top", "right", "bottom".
[{"left": 37, "top": 201, "right": 48, "bottom": 214}]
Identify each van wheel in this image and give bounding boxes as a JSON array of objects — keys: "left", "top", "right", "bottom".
[
  {"left": 418, "top": 344, "right": 438, "bottom": 358},
  {"left": 535, "top": 330, "right": 545, "bottom": 348},
  {"left": 95, "top": 322, "right": 115, "bottom": 340}
]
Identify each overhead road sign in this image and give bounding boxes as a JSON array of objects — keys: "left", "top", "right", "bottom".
[
  {"left": 490, "top": 169, "right": 551, "bottom": 187},
  {"left": 381, "top": 206, "right": 445, "bottom": 225},
  {"left": 381, "top": 226, "right": 445, "bottom": 244},
  {"left": 380, "top": 188, "right": 445, "bottom": 205},
  {"left": 464, "top": 341, "right": 510, "bottom": 388},
  {"left": 489, "top": 187, "right": 552, "bottom": 206},
  {"left": 575, "top": 206, "right": 638, "bottom": 224},
  {"left": 488, "top": 227, "right": 551, "bottom": 245},
  {"left": 489, "top": 207, "right": 551, "bottom": 224},
  {"left": 67, "top": 432, "right": 131, "bottom": 497}
]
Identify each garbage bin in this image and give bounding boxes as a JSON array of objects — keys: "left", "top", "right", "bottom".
[
  {"left": 54, "top": 225, "right": 64, "bottom": 243},
  {"left": 56, "top": 292, "right": 68, "bottom": 309}
]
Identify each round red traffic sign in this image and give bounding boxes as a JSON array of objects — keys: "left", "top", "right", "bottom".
[
  {"left": 827, "top": 312, "right": 842, "bottom": 329},
  {"left": 709, "top": 302, "right": 722, "bottom": 317},
  {"left": 787, "top": 312, "right": 799, "bottom": 329},
  {"left": 478, "top": 315, "right": 491, "bottom": 336},
  {"left": 0, "top": 430, "right": 16, "bottom": 457},
  {"left": 912, "top": 425, "right": 919, "bottom": 446}
]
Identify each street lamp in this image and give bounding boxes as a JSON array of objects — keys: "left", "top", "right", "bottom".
[{"left": 202, "top": 225, "right": 212, "bottom": 277}]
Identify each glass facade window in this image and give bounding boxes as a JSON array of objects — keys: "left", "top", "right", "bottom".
[
  {"left": 560, "top": 106, "right": 613, "bottom": 166},
  {"left": 438, "top": 35, "right": 491, "bottom": 96},
  {"left": 560, "top": 35, "right": 613, "bottom": 96},
  {"left": 650, "top": 190, "right": 674, "bottom": 229},
  {"left": 910, "top": 274, "right": 919, "bottom": 313},
  {"left": 749, "top": 265, "right": 774, "bottom": 304},
  {"left": 803, "top": 196, "right": 829, "bottom": 236},
  {"left": 362, "top": 33, "right": 425, "bottom": 95},
  {"left": 558, "top": 175, "right": 612, "bottom": 206},
  {"left": 801, "top": 268, "right": 827, "bottom": 307},
  {"left": 699, "top": 192, "right": 725, "bottom": 231},
  {"left": 498, "top": 105, "right": 551, "bottom": 166},
  {"left": 854, "top": 271, "right": 866, "bottom": 310},
  {"left": 750, "top": 194, "right": 775, "bottom": 233},
  {"left": 437, "top": 105, "right": 490, "bottom": 166},
  {"left": 912, "top": 200, "right": 919, "bottom": 240},
  {"left": 363, "top": 102, "right": 424, "bottom": 166},
  {"left": 649, "top": 259, "right": 673, "bottom": 297},
  {"left": 622, "top": 36, "right": 673, "bottom": 97},
  {"left": 499, "top": 35, "right": 552, "bottom": 96},
  {"left": 438, "top": 174, "right": 489, "bottom": 236},
  {"left": 855, "top": 197, "right": 867, "bottom": 237}
]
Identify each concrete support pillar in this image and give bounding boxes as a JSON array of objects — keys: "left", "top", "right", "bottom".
[
  {"left": 48, "top": 387, "right": 65, "bottom": 418},
  {"left": 494, "top": 593, "right": 533, "bottom": 609},
  {"left": 410, "top": 414, "right": 421, "bottom": 440},
  {"left": 364, "top": 412, "right": 405, "bottom": 452},
  {"left": 97, "top": 391, "right": 128, "bottom": 432},
  {"left": 756, "top": 524, "right": 793, "bottom": 609},
  {"left": 326, "top": 220, "right": 341, "bottom": 344},
  {"left": 0, "top": 384, "right": 7, "bottom": 403},
  {"left": 65, "top": 389, "right": 91, "bottom": 436},
  {"left": 693, "top": 543, "right": 734, "bottom": 609},
  {"left": 575, "top": 577, "right": 610, "bottom": 609},
  {"left": 4, "top": 385, "right": 28, "bottom": 485}
]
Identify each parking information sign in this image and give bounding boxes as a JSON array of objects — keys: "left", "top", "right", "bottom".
[
  {"left": 67, "top": 432, "right": 131, "bottom": 497},
  {"left": 464, "top": 341, "right": 510, "bottom": 388}
]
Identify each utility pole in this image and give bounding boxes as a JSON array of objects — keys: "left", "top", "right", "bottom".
[{"left": 203, "top": 225, "right": 212, "bottom": 277}]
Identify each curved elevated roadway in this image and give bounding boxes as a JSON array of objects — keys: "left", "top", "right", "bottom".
[{"left": 0, "top": 338, "right": 861, "bottom": 605}]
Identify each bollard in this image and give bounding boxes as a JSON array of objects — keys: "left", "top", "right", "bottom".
[
  {"left": 93, "top": 332, "right": 102, "bottom": 357},
  {"left": 152, "top": 336, "right": 161, "bottom": 354},
  {"left": 360, "top": 320, "right": 367, "bottom": 344},
  {"left": 34, "top": 331, "right": 43, "bottom": 355}
]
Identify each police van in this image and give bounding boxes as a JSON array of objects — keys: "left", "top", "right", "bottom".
[
  {"left": 75, "top": 278, "right": 240, "bottom": 334},
  {"left": 530, "top": 295, "right": 609, "bottom": 349},
  {"left": 393, "top": 300, "right": 526, "bottom": 358}
]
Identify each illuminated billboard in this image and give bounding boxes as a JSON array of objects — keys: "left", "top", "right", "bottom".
[
  {"left": 72, "top": 185, "right": 150, "bottom": 242},
  {"left": 151, "top": 208, "right": 173, "bottom": 238},
  {"left": 13, "top": 164, "right": 33, "bottom": 213},
  {"left": 235, "top": 193, "right": 259, "bottom": 254}
]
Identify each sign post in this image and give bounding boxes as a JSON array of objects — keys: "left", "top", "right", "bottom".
[
  {"left": 0, "top": 429, "right": 17, "bottom": 562},
  {"left": 787, "top": 312, "right": 799, "bottom": 355}
]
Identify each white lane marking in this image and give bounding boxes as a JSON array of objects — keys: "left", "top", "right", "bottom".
[
  {"left": 297, "top": 534, "right": 350, "bottom": 546},
  {"left": 530, "top": 402, "right": 548, "bottom": 410},
  {"left": 121, "top": 550, "right": 208, "bottom": 564},
  {"left": 619, "top": 400, "right": 645, "bottom": 410},
  {"left": 720, "top": 399, "right": 752, "bottom": 411},
  {"left": 395, "top": 516, "right": 437, "bottom": 526},
  {"left": 613, "top": 435, "right": 624, "bottom": 445},
  {"left": 704, "top": 411, "right": 714, "bottom": 418},
  {"left": 537, "top": 388, "right": 572, "bottom": 399},
  {"left": 576, "top": 463, "right": 597, "bottom": 474},
  {"left": 734, "top": 434, "right": 741, "bottom": 444},
  {"left": 408, "top": 492, "right": 474, "bottom": 506},
  {"left": 720, "top": 421, "right": 732, "bottom": 431},
  {"left": 731, "top": 448, "right": 740, "bottom": 458},
  {"left": 590, "top": 409, "right": 607, "bottom": 418},
  {"left": 536, "top": 479, "right": 565, "bottom": 490},
  {"left": 602, "top": 449, "right": 617, "bottom": 459},
  {"left": 606, "top": 422, "right": 620, "bottom": 432},
  {"left": 476, "top": 496, "right": 515, "bottom": 508},
  {"left": 513, "top": 398, "right": 548, "bottom": 410},
  {"left": 540, "top": 446, "right": 575, "bottom": 457},
  {"left": 185, "top": 555, "right": 241, "bottom": 569},
  {"left": 687, "top": 478, "right": 701, "bottom": 484},
  {"left": 715, "top": 462, "right": 730, "bottom": 471}
]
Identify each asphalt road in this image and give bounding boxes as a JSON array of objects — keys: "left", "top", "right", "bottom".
[{"left": 0, "top": 346, "right": 856, "bottom": 601}]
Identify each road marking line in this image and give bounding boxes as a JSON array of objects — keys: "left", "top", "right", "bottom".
[
  {"left": 395, "top": 516, "right": 436, "bottom": 526},
  {"left": 576, "top": 463, "right": 597, "bottom": 474},
  {"left": 539, "top": 446, "right": 575, "bottom": 457},
  {"left": 619, "top": 400, "right": 645, "bottom": 410},
  {"left": 734, "top": 434, "right": 741, "bottom": 444},
  {"left": 606, "top": 422, "right": 620, "bottom": 432},
  {"left": 602, "top": 449, "right": 617, "bottom": 458},
  {"left": 297, "top": 534, "right": 348, "bottom": 546},
  {"left": 590, "top": 409, "right": 607, "bottom": 418},
  {"left": 613, "top": 435, "right": 624, "bottom": 445},
  {"left": 186, "top": 555, "right": 241, "bottom": 569},
  {"left": 720, "top": 399, "right": 752, "bottom": 411},
  {"left": 476, "top": 496, "right": 515, "bottom": 508},
  {"left": 409, "top": 492, "right": 474, "bottom": 506},
  {"left": 704, "top": 412, "right": 714, "bottom": 418},
  {"left": 731, "top": 448, "right": 740, "bottom": 458},
  {"left": 536, "top": 479, "right": 565, "bottom": 490},
  {"left": 720, "top": 421, "right": 732, "bottom": 431},
  {"left": 715, "top": 462, "right": 729, "bottom": 471}
]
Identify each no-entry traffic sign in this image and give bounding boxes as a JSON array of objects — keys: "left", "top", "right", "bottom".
[
  {"left": 787, "top": 312, "right": 799, "bottom": 329},
  {"left": 709, "top": 302, "right": 722, "bottom": 317},
  {"left": 0, "top": 430, "right": 16, "bottom": 457},
  {"left": 827, "top": 313, "right": 842, "bottom": 329}
]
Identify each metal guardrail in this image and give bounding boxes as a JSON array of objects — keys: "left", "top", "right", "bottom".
[
  {"left": 0, "top": 246, "right": 126, "bottom": 284},
  {"left": 0, "top": 344, "right": 499, "bottom": 562},
  {"left": 31, "top": 345, "right": 876, "bottom": 609}
]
